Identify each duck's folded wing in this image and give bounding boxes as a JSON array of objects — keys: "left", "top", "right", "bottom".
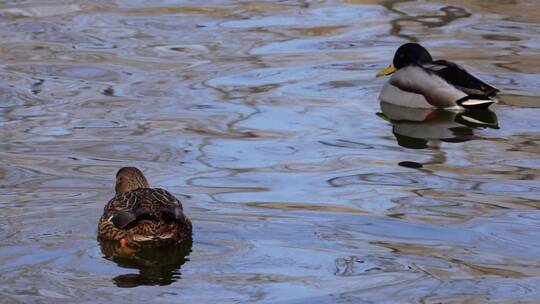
[
  {"left": 110, "top": 210, "right": 138, "bottom": 229},
  {"left": 157, "top": 190, "right": 186, "bottom": 222},
  {"left": 425, "top": 60, "right": 499, "bottom": 97}
]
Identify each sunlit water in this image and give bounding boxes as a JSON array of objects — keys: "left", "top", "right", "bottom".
[{"left": 1, "top": 0, "right": 539, "bottom": 303}]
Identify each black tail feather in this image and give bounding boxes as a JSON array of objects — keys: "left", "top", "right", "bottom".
[
  {"left": 456, "top": 96, "right": 495, "bottom": 109},
  {"left": 161, "top": 206, "right": 184, "bottom": 221}
]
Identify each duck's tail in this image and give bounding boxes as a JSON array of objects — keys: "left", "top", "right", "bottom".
[{"left": 456, "top": 96, "right": 497, "bottom": 109}]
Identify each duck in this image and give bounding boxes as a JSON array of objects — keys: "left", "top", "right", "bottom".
[
  {"left": 376, "top": 43, "right": 499, "bottom": 109},
  {"left": 98, "top": 167, "right": 192, "bottom": 247}
]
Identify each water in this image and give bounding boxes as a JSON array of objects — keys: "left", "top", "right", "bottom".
[{"left": 1, "top": 0, "right": 539, "bottom": 302}]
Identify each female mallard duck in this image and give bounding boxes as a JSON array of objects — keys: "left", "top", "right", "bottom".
[
  {"left": 98, "top": 167, "right": 192, "bottom": 247},
  {"left": 376, "top": 43, "right": 499, "bottom": 109}
]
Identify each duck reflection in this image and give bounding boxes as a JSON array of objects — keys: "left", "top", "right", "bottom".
[
  {"left": 99, "top": 239, "right": 192, "bottom": 288},
  {"left": 378, "top": 102, "right": 498, "bottom": 149}
]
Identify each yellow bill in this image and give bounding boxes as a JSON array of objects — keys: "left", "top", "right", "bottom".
[{"left": 376, "top": 64, "right": 396, "bottom": 77}]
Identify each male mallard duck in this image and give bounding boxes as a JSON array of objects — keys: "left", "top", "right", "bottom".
[
  {"left": 98, "top": 167, "right": 192, "bottom": 247},
  {"left": 376, "top": 43, "right": 499, "bottom": 109}
]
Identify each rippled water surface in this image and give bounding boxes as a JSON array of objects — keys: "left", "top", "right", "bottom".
[{"left": 1, "top": 0, "right": 540, "bottom": 303}]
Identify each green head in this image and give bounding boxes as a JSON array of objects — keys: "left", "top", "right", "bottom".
[
  {"left": 393, "top": 43, "right": 433, "bottom": 69},
  {"left": 377, "top": 43, "right": 433, "bottom": 77}
]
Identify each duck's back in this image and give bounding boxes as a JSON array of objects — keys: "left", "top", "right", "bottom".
[
  {"left": 105, "top": 188, "right": 180, "bottom": 220},
  {"left": 428, "top": 60, "right": 499, "bottom": 97},
  {"left": 98, "top": 188, "right": 192, "bottom": 245}
]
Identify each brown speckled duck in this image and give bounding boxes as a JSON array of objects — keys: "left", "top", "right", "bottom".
[{"left": 98, "top": 167, "right": 192, "bottom": 247}]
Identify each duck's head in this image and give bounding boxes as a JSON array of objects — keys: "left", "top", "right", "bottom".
[
  {"left": 115, "top": 167, "right": 150, "bottom": 195},
  {"left": 376, "top": 43, "right": 433, "bottom": 77}
]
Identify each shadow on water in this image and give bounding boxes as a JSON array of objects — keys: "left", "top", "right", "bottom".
[
  {"left": 98, "top": 239, "right": 192, "bottom": 288},
  {"left": 378, "top": 102, "right": 499, "bottom": 149}
]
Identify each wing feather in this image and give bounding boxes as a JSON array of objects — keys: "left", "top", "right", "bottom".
[
  {"left": 105, "top": 188, "right": 185, "bottom": 229},
  {"left": 426, "top": 60, "right": 499, "bottom": 97}
]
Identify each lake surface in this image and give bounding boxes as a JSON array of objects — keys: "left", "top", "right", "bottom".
[{"left": 1, "top": 0, "right": 539, "bottom": 303}]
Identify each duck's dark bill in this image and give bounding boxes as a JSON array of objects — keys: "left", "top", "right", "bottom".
[{"left": 376, "top": 64, "right": 396, "bottom": 77}]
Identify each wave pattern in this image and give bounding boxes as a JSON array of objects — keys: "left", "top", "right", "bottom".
[{"left": 0, "top": 0, "right": 539, "bottom": 302}]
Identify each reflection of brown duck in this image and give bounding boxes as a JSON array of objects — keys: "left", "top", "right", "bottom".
[
  {"left": 99, "top": 239, "right": 192, "bottom": 287},
  {"left": 98, "top": 167, "right": 192, "bottom": 248}
]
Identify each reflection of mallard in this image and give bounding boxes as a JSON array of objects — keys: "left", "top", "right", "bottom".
[
  {"left": 98, "top": 167, "right": 192, "bottom": 247},
  {"left": 377, "top": 43, "right": 499, "bottom": 109},
  {"left": 378, "top": 102, "right": 498, "bottom": 149},
  {"left": 99, "top": 239, "right": 192, "bottom": 287}
]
